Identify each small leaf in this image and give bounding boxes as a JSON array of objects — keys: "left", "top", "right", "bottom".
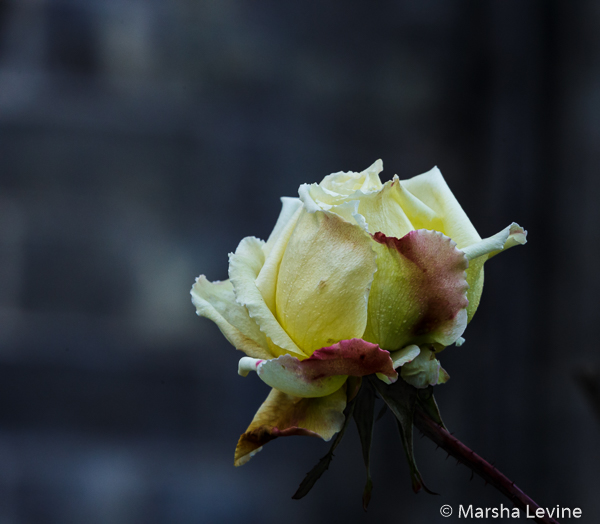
[
  {"left": 292, "top": 396, "right": 356, "bottom": 499},
  {"left": 354, "top": 379, "right": 376, "bottom": 510},
  {"left": 369, "top": 376, "right": 437, "bottom": 495},
  {"left": 417, "top": 386, "right": 446, "bottom": 429}
]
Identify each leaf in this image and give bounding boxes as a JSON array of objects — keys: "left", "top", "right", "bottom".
[
  {"left": 417, "top": 386, "right": 446, "bottom": 429},
  {"left": 292, "top": 396, "right": 356, "bottom": 499},
  {"left": 353, "top": 379, "right": 376, "bottom": 510},
  {"left": 368, "top": 376, "right": 437, "bottom": 495}
]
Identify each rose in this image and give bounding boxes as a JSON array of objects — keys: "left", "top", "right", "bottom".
[{"left": 191, "top": 160, "right": 526, "bottom": 466}]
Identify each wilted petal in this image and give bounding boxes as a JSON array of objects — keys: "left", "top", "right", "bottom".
[
  {"left": 234, "top": 386, "right": 347, "bottom": 466},
  {"left": 276, "top": 210, "right": 377, "bottom": 355},
  {"left": 229, "top": 236, "right": 306, "bottom": 358},
  {"left": 239, "top": 338, "right": 398, "bottom": 397},
  {"left": 363, "top": 230, "right": 469, "bottom": 350},
  {"left": 400, "top": 347, "right": 446, "bottom": 388},
  {"left": 191, "top": 276, "right": 272, "bottom": 360}
]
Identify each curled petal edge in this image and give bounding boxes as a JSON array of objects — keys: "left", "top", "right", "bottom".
[
  {"left": 461, "top": 222, "right": 527, "bottom": 261},
  {"left": 191, "top": 276, "right": 272, "bottom": 360}
]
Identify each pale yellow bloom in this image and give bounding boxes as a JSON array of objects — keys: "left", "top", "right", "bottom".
[{"left": 191, "top": 160, "right": 526, "bottom": 465}]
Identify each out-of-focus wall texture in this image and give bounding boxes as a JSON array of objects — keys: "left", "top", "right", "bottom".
[{"left": 0, "top": 0, "right": 598, "bottom": 522}]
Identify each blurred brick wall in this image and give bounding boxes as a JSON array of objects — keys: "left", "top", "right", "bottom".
[{"left": 0, "top": 1, "right": 597, "bottom": 523}]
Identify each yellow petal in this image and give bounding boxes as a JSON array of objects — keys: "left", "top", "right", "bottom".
[
  {"left": 298, "top": 160, "right": 384, "bottom": 212},
  {"left": 354, "top": 177, "right": 416, "bottom": 237},
  {"left": 229, "top": 236, "right": 306, "bottom": 358},
  {"left": 275, "top": 210, "right": 377, "bottom": 355},
  {"left": 318, "top": 159, "right": 384, "bottom": 199},
  {"left": 262, "top": 197, "right": 303, "bottom": 258},
  {"left": 190, "top": 276, "right": 271, "bottom": 360},
  {"left": 234, "top": 386, "right": 347, "bottom": 466},
  {"left": 256, "top": 199, "right": 303, "bottom": 313},
  {"left": 400, "top": 167, "right": 482, "bottom": 250}
]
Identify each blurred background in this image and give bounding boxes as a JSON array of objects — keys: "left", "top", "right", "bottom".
[{"left": 0, "top": 0, "right": 598, "bottom": 522}]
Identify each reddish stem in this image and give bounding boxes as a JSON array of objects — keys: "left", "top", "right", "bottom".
[{"left": 413, "top": 407, "right": 560, "bottom": 524}]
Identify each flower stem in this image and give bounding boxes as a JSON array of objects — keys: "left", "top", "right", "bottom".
[{"left": 413, "top": 406, "right": 560, "bottom": 524}]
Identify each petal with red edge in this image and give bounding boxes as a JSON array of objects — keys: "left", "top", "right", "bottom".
[
  {"left": 260, "top": 338, "right": 397, "bottom": 395},
  {"left": 234, "top": 386, "right": 347, "bottom": 466},
  {"left": 238, "top": 338, "right": 398, "bottom": 398},
  {"left": 363, "top": 230, "right": 469, "bottom": 350}
]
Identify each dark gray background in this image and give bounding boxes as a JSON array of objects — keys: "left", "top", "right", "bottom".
[{"left": 0, "top": 0, "right": 598, "bottom": 522}]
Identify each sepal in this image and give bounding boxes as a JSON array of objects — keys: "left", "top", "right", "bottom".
[
  {"left": 369, "top": 376, "right": 437, "bottom": 494},
  {"left": 353, "top": 379, "right": 377, "bottom": 510}
]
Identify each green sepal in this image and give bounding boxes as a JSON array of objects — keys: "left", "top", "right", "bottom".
[
  {"left": 368, "top": 376, "right": 437, "bottom": 495},
  {"left": 292, "top": 393, "right": 356, "bottom": 499},
  {"left": 353, "top": 379, "right": 376, "bottom": 510},
  {"left": 376, "top": 402, "right": 388, "bottom": 422},
  {"left": 417, "top": 386, "right": 446, "bottom": 429}
]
